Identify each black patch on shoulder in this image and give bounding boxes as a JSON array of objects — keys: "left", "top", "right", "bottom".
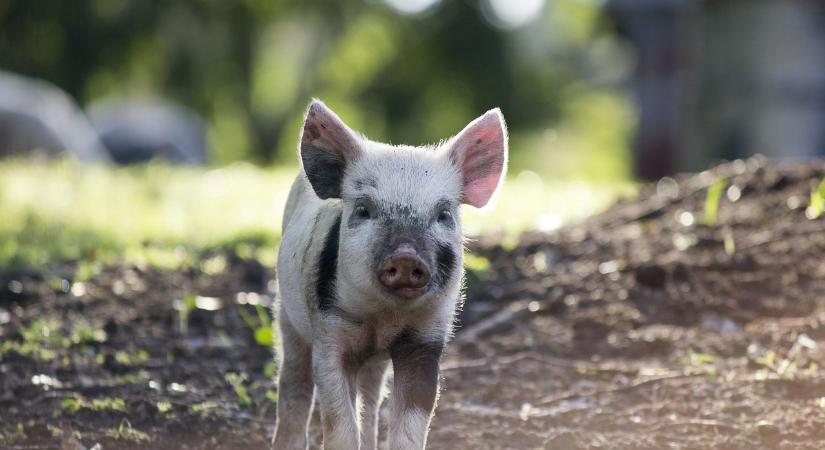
[
  {"left": 389, "top": 329, "right": 444, "bottom": 412},
  {"left": 433, "top": 242, "right": 457, "bottom": 288},
  {"left": 302, "top": 146, "right": 345, "bottom": 199},
  {"left": 317, "top": 214, "right": 342, "bottom": 311}
]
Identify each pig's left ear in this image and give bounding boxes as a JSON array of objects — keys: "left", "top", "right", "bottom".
[
  {"left": 300, "top": 99, "right": 362, "bottom": 199},
  {"left": 447, "top": 108, "right": 508, "bottom": 208}
]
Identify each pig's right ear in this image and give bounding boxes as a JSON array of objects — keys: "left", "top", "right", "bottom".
[{"left": 300, "top": 100, "right": 361, "bottom": 199}]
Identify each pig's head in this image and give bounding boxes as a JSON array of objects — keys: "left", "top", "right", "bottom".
[{"left": 300, "top": 100, "right": 507, "bottom": 306}]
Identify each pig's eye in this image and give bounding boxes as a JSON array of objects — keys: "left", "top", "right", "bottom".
[
  {"left": 437, "top": 209, "right": 452, "bottom": 224},
  {"left": 354, "top": 205, "right": 371, "bottom": 219}
]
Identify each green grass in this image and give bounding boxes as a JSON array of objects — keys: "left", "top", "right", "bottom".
[
  {"left": 61, "top": 395, "right": 127, "bottom": 414},
  {"left": 104, "top": 420, "right": 150, "bottom": 443},
  {"left": 0, "top": 158, "right": 633, "bottom": 270},
  {"left": 1, "top": 317, "right": 106, "bottom": 362},
  {"left": 0, "top": 159, "right": 293, "bottom": 268},
  {"left": 703, "top": 178, "right": 726, "bottom": 226},
  {"left": 807, "top": 178, "right": 825, "bottom": 220}
]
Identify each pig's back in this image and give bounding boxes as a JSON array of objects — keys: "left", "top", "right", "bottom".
[
  {"left": 281, "top": 175, "right": 309, "bottom": 234},
  {"left": 277, "top": 172, "right": 342, "bottom": 342}
]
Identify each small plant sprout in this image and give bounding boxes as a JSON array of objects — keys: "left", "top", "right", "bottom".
[
  {"left": 104, "top": 419, "right": 150, "bottom": 442},
  {"left": 61, "top": 395, "right": 127, "bottom": 414},
  {"left": 806, "top": 178, "right": 825, "bottom": 219},
  {"left": 681, "top": 349, "right": 718, "bottom": 376},
  {"left": 704, "top": 178, "right": 727, "bottom": 226},
  {"left": 264, "top": 360, "right": 277, "bottom": 378},
  {"left": 237, "top": 303, "right": 274, "bottom": 347},
  {"left": 156, "top": 400, "right": 172, "bottom": 414},
  {"left": 225, "top": 372, "right": 252, "bottom": 406},
  {"left": 722, "top": 226, "right": 736, "bottom": 256},
  {"left": 174, "top": 294, "right": 197, "bottom": 336}
]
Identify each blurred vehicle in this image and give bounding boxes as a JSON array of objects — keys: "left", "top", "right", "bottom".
[
  {"left": 88, "top": 99, "right": 208, "bottom": 165},
  {"left": 0, "top": 70, "right": 110, "bottom": 162}
]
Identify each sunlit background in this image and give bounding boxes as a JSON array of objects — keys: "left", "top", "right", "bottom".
[{"left": 2, "top": 0, "right": 824, "bottom": 269}]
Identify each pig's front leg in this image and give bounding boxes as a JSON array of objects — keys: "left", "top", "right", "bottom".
[
  {"left": 357, "top": 356, "right": 389, "bottom": 450},
  {"left": 313, "top": 336, "right": 360, "bottom": 450},
  {"left": 388, "top": 331, "right": 444, "bottom": 450}
]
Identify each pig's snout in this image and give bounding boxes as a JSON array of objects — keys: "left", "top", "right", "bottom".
[{"left": 378, "top": 244, "right": 431, "bottom": 298}]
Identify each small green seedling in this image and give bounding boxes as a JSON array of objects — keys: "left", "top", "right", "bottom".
[
  {"left": 807, "top": 178, "right": 825, "bottom": 219},
  {"left": 176, "top": 294, "right": 197, "bottom": 336},
  {"left": 104, "top": 419, "right": 150, "bottom": 442},
  {"left": 61, "top": 395, "right": 126, "bottom": 415},
  {"left": 704, "top": 178, "right": 726, "bottom": 226},
  {"left": 681, "top": 349, "right": 718, "bottom": 376},
  {"left": 0, "top": 423, "right": 27, "bottom": 444},
  {"left": 238, "top": 304, "right": 274, "bottom": 347},
  {"left": 264, "top": 361, "right": 277, "bottom": 378},
  {"left": 225, "top": 372, "right": 252, "bottom": 406},
  {"left": 156, "top": 400, "right": 172, "bottom": 414}
]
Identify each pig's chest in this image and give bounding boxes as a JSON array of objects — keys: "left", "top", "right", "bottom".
[{"left": 350, "top": 315, "right": 419, "bottom": 356}]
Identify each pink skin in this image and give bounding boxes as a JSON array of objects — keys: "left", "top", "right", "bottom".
[
  {"left": 378, "top": 243, "right": 432, "bottom": 299},
  {"left": 301, "top": 100, "right": 361, "bottom": 160},
  {"left": 448, "top": 110, "right": 508, "bottom": 208}
]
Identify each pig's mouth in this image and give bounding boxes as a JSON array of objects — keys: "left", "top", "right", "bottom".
[{"left": 389, "top": 284, "right": 431, "bottom": 299}]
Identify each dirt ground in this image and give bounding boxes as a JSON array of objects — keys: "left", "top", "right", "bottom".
[{"left": 3, "top": 157, "right": 825, "bottom": 449}]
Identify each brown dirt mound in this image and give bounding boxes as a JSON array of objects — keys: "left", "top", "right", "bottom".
[
  {"left": 2, "top": 157, "right": 825, "bottom": 449},
  {"left": 435, "top": 157, "right": 825, "bottom": 449}
]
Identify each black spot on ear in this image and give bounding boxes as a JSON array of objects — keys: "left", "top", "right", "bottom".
[
  {"left": 302, "top": 146, "right": 345, "bottom": 199},
  {"left": 389, "top": 329, "right": 444, "bottom": 413},
  {"left": 433, "top": 242, "right": 457, "bottom": 288},
  {"left": 317, "top": 214, "right": 342, "bottom": 312}
]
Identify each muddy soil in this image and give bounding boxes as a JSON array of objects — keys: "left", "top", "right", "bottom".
[{"left": 2, "top": 157, "right": 825, "bottom": 449}]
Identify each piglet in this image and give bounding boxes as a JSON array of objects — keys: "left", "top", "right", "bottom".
[{"left": 272, "top": 100, "right": 507, "bottom": 450}]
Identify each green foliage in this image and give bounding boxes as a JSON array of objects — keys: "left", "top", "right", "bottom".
[
  {"left": 704, "top": 178, "right": 727, "bottom": 226},
  {"left": 61, "top": 395, "right": 127, "bottom": 415},
  {"left": 225, "top": 372, "right": 252, "bottom": 407},
  {"left": 681, "top": 349, "right": 718, "bottom": 376},
  {"left": 0, "top": 159, "right": 292, "bottom": 269},
  {"left": 114, "top": 350, "right": 150, "bottom": 366},
  {"left": 807, "top": 178, "right": 825, "bottom": 219},
  {"left": 0, "top": 423, "right": 27, "bottom": 445},
  {"left": 176, "top": 295, "right": 197, "bottom": 337},
  {"left": 238, "top": 303, "right": 274, "bottom": 347},
  {"left": 156, "top": 400, "right": 172, "bottom": 415},
  {"left": 104, "top": 420, "right": 150, "bottom": 443},
  {"left": 1, "top": 318, "right": 106, "bottom": 362},
  {"left": 0, "top": 0, "right": 623, "bottom": 164},
  {"left": 0, "top": 160, "right": 632, "bottom": 270},
  {"left": 264, "top": 361, "right": 278, "bottom": 378}
]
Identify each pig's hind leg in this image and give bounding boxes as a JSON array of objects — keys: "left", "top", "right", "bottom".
[{"left": 272, "top": 316, "right": 315, "bottom": 450}]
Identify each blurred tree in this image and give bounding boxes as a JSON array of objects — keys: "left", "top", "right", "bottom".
[{"left": 0, "top": 0, "right": 630, "bottom": 171}]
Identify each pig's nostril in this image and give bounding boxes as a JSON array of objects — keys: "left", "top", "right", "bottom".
[{"left": 379, "top": 254, "right": 431, "bottom": 294}]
